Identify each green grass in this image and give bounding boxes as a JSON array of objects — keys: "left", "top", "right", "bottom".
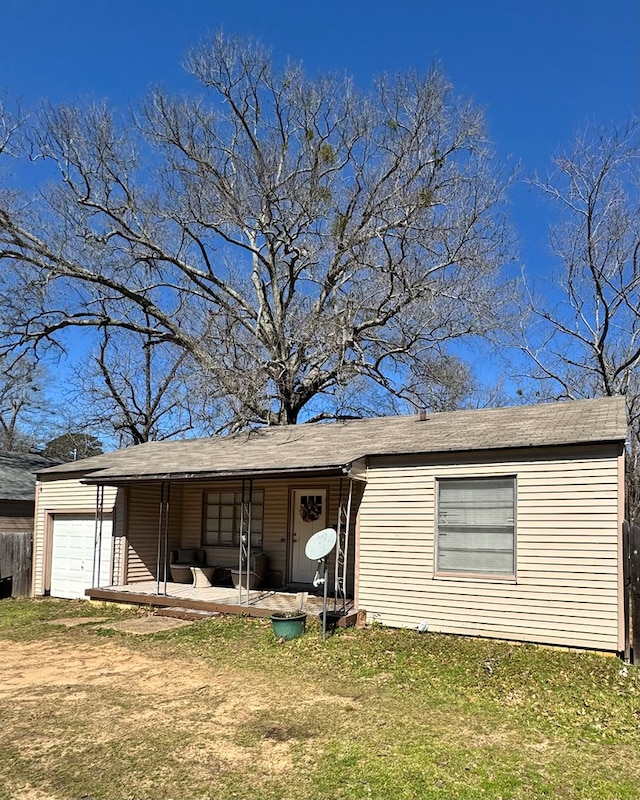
[{"left": 0, "top": 599, "right": 638, "bottom": 800}]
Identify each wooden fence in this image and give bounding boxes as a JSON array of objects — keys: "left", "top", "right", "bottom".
[
  {"left": 0, "top": 531, "right": 33, "bottom": 598},
  {"left": 623, "top": 521, "right": 640, "bottom": 664}
]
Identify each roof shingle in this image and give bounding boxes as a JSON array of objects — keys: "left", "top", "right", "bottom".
[{"left": 37, "top": 397, "right": 627, "bottom": 484}]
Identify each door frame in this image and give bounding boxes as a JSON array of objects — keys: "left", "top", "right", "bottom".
[{"left": 288, "top": 486, "right": 329, "bottom": 585}]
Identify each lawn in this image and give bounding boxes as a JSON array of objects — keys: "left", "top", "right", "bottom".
[{"left": 0, "top": 599, "right": 638, "bottom": 800}]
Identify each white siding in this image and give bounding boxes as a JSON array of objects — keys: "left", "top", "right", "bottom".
[
  {"left": 358, "top": 448, "right": 622, "bottom": 651},
  {"left": 33, "top": 475, "right": 122, "bottom": 596}
]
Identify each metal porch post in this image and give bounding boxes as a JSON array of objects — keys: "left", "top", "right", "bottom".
[
  {"left": 237, "top": 479, "right": 253, "bottom": 607},
  {"left": 156, "top": 482, "right": 169, "bottom": 596},
  {"left": 92, "top": 484, "right": 105, "bottom": 588},
  {"left": 334, "top": 477, "right": 353, "bottom": 614}
]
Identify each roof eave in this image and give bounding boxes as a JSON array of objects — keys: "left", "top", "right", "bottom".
[{"left": 82, "top": 463, "right": 353, "bottom": 486}]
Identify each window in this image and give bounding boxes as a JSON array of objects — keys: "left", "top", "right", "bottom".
[
  {"left": 204, "top": 489, "right": 264, "bottom": 548},
  {"left": 436, "top": 477, "right": 515, "bottom": 576}
]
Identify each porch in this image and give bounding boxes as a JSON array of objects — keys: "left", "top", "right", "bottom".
[{"left": 86, "top": 580, "right": 360, "bottom": 626}]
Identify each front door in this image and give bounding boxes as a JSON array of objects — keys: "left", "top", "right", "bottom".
[{"left": 291, "top": 489, "right": 327, "bottom": 584}]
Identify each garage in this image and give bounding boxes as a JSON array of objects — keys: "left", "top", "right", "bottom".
[{"left": 50, "top": 514, "right": 113, "bottom": 599}]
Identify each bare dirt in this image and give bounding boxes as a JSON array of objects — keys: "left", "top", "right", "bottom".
[{"left": 0, "top": 630, "right": 340, "bottom": 799}]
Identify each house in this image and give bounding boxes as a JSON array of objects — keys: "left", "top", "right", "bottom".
[
  {"left": 32, "top": 396, "right": 628, "bottom": 653},
  {"left": 0, "top": 451, "right": 59, "bottom": 597}
]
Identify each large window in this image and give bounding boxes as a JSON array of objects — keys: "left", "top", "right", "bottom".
[
  {"left": 204, "top": 490, "right": 264, "bottom": 548},
  {"left": 436, "top": 477, "right": 515, "bottom": 576}
]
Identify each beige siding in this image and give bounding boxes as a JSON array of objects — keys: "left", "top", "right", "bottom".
[
  {"left": 0, "top": 500, "right": 34, "bottom": 533},
  {"left": 33, "top": 475, "right": 120, "bottom": 596},
  {"left": 358, "top": 448, "right": 622, "bottom": 651},
  {"left": 125, "top": 484, "right": 182, "bottom": 583}
]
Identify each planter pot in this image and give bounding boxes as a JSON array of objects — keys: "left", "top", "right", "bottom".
[{"left": 270, "top": 611, "right": 307, "bottom": 640}]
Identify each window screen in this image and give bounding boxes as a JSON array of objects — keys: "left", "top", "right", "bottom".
[{"left": 437, "top": 477, "right": 515, "bottom": 576}]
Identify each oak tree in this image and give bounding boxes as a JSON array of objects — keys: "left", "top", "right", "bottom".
[{"left": 0, "top": 35, "right": 514, "bottom": 430}]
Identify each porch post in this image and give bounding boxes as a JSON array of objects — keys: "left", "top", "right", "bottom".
[
  {"left": 342, "top": 477, "right": 353, "bottom": 613},
  {"left": 92, "top": 484, "right": 105, "bottom": 588},
  {"left": 163, "top": 483, "right": 171, "bottom": 595},
  {"left": 334, "top": 478, "right": 343, "bottom": 611},
  {"left": 238, "top": 481, "right": 245, "bottom": 605},
  {"left": 156, "top": 482, "right": 167, "bottom": 596},
  {"left": 237, "top": 479, "right": 253, "bottom": 607},
  {"left": 246, "top": 479, "right": 252, "bottom": 607},
  {"left": 334, "top": 477, "right": 353, "bottom": 614}
]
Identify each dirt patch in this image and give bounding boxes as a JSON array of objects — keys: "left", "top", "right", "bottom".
[
  {"left": 97, "top": 616, "right": 193, "bottom": 634},
  {"left": 44, "top": 616, "right": 109, "bottom": 627},
  {"left": 0, "top": 634, "right": 340, "bottom": 798}
]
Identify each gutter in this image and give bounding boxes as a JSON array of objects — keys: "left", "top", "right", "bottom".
[{"left": 82, "top": 463, "right": 353, "bottom": 486}]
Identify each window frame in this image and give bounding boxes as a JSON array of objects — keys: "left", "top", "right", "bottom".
[
  {"left": 434, "top": 474, "right": 517, "bottom": 580},
  {"left": 202, "top": 488, "right": 264, "bottom": 549}
]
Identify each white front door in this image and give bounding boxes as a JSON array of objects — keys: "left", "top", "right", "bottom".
[
  {"left": 50, "top": 515, "right": 113, "bottom": 599},
  {"left": 291, "top": 489, "right": 327, "bottom": 584}
]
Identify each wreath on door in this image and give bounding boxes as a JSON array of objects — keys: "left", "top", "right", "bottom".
[{"left": 299, "top": 496, "right": 322, "bottom": 523}]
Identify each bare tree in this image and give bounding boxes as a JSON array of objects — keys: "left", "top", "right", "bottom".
[
  {"left": 520, "top": 119, "right": 640, "bottom": 518},
  {"left": 0, "top": 34, "right": 514, "bottom": 430},
  {"left": 0, "top": 355, "right": 48, "bottom": 451},
  {"left": 69, "top": 322, "right": 199, "bottom": 446}
]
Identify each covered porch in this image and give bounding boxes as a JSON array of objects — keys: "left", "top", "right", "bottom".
[{"left": 86, "top": 464, "right": 366, "bottom": 622}]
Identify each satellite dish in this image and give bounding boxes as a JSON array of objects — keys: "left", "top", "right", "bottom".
[{"left": 305, "top": 527, "right": 337, "bottom": 560}]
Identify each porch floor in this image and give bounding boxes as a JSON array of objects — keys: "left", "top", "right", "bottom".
[{"left": 86, "top": 581, "right": 359, "bottom": 626}]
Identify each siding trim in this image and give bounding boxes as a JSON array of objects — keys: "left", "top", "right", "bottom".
[
  {"left": 31, "top": 482, "right": 41, "bottom": 597},
  {"left": 42, "top": 507, "right": 100, "bottom": 595},
  {"left": 354, "top": 505, "right": 361, "bottom": 607},
  {"left": 287, "top": 484, "right": 330, "bottom": 584},
  {"left": 432, "top": 473, "right": 517, "bottom": 581},
  {"left": 617, "top": 448, "right": 625, "bottom": 651}
]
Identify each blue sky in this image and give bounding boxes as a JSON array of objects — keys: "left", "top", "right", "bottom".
[
  {"left": 3, "top": 0, "right": 637, "bottom": 274},
  {"left": 1, "top": 0, "right": 638, "bottom": 419}
]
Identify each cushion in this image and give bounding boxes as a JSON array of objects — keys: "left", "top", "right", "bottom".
[{"left": 175, "top": 547, "right": 198, "bottom": 564}]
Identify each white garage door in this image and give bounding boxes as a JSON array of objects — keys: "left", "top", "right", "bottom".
[{"left": 50, "top": 515, "right": 113, "bottom": 599}]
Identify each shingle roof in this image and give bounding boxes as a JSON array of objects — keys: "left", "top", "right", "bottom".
[
  {"left": 37, "top": 397, "right": 627, "bottom": 485},
  {"left": 0, "top": 452, "right": 61, "bottom": 500}
]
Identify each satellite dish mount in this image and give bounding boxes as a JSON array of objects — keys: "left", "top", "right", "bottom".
[{"left": 305, "top": 527, "right": 337, "bottom": 640}]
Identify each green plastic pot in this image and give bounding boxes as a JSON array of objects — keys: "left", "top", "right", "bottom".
[{"left": 270, "top": 611, "right": 307, "bottom": 640}]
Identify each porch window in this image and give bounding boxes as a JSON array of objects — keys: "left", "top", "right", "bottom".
[
  {"left": 204, "top": 489, "right": 264, "bottom": 548},
  {"left": 436, "top": 477, "right": 515, "bottom": 576}
]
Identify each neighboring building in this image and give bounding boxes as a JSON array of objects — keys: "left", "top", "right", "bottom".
[
  {"left": 0, "top": 451, "right": 59, "bottom": 597},
  {"left": 33, "top": 397, "right": 628, "bottom": 652},
  {"left": 0, "top": 451, "right": 58, "bottom": 531}
]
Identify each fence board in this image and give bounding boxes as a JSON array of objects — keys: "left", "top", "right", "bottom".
[
  {"left": 629, "top": 522, "right": 640, "bottom": 665},
  {"left": 0, "top": 531, "right": 33, "bottom": 598}
]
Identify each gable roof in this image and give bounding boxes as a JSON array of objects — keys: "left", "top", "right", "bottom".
[
  {"left": 0, "top": 452, "right": 61, "bottom": 501},
  {"left": 37, "top": 397, "right": 627, "bottom": 485}
]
